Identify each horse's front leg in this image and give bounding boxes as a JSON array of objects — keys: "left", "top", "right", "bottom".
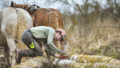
[{"left": 6, "top": 37, "right": 17, "bottom": 67}]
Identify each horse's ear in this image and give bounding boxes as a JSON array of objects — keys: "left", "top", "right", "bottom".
[{"left": 10, "top": 1, "right": 14, "bottom": 7}]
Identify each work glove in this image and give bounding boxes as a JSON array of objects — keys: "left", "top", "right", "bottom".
[
  {"left": 54, "top": 53, "right": 70, "bottom": 59},
  {"left": 59, "top": 51, "right": 70, "bottom": 59},
  {"left": 59, "top": 55, "right": 70, "bottom": 59}
]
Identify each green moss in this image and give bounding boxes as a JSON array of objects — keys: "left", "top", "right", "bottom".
[{"left": 72, "top": 48, "right": 80, "bottom": 53}]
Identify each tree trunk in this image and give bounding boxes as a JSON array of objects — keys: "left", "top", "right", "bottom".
[{"left": 12, "top": 57, "right": 49, "bottom": 68}]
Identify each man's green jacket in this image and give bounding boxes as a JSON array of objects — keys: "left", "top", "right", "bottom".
[{"left": 30, "top": 26, "right": 63, "bottom": 56}]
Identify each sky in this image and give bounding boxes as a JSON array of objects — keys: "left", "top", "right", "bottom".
[
  {"left": 0, "top": 0, "right": 107, "bottom": 14},
  {"left": 0, "top": 0, "right": 81, "bottom": 13},
  {"left": 11, "top": 0, "right": 83, "bottom": 14}
]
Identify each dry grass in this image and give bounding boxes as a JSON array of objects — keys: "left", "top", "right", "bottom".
[{"left": 63, "top": 14, "right": 120, "bottom": 60}]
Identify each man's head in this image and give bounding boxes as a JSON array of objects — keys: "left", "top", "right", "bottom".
[{"left": 54, "top": 29, "right": 66, "bottom": 41}]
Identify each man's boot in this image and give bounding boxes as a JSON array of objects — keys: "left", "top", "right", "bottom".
[
  {"left": 15, "top": 49, "right": 43, "bottom": 64},
  {"left": 15, "top": 49, "right": 22, "bottom": 64},
  {"left": 20, "top": 49, "right": 43, "bottom": 57}
]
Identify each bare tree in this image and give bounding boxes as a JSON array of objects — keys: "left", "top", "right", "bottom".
[{"left": 2, "top": 0, "right": 10, "bottom": 8}]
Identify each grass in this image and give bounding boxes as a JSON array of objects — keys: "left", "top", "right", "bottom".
[{"left": 91, "top": 41, "right": 120, "bottom": 60}]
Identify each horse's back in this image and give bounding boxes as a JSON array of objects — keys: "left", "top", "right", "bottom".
[
  {"left": 33, "top": 8, "right": 63, "bottom": 28},
  {"left": 33, "top": 8, "right": 49, "bottom": 26},
  {"left": 16, "top": 8, "right": 33, "bottom": 28},
  {"left": 1, "top": 7, "right": 18, "bottom": 37},
  {"left": 1, "top": 7, "right": 32, "bottom": 37},
  {"left": 1, "top": 7, "right": 33, "bottom": 49}
]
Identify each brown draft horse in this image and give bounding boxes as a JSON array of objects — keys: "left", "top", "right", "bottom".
[{"left": 10, "top": 1, "right": 66, "bottom": 50}]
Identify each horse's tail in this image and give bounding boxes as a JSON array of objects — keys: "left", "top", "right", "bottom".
[{"left": 48, "top": 11, "right": 59, "bottom": 29}]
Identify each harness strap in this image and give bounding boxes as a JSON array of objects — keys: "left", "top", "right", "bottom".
[
  {"left": 48, "top": 8, "right": 52, "bottom": 13},
  {"left": 47, "top": 8, "right": 52, "bottom": 19},
  {"left": 15, "top": 9, "right": 18, "bottom": 14},
  {"left": 47, "top": 8, "right": 52, "bottom": 26}
]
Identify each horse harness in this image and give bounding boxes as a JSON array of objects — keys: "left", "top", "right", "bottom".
[{"left": 47, "top": 8, "right": 52, "bottom": 21}]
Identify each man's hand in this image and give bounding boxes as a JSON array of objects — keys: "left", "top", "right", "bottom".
[
  {"left": 59, "top": 51, "right": 70, "bottom": 59},
  {"left": 60, "top": 55, "right": 69, "bottom": 59},
  {"left": 54, "top": 52, "right": 70, "bottom": 59}
]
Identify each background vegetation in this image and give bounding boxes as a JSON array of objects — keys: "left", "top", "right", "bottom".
[{"left": 0, "top": 0, "right": 120, "bottom": 60}]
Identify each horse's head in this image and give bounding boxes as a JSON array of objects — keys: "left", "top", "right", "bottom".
[{"left": 10, "top": 1, "right": 29, "bottom": 10}]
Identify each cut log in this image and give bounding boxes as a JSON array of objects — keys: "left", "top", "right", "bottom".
[
  {"left": 70, "top": 54, "right": 120, "bottom": 65},
  {"left": 11, "top": 53, "right": 120, "bottom": 68},
  {"left": 54, "top": 54, "right": 120, "bottom": 68},
  {"left": 12, "top": 57, "right": 49, "bottom": 68},
  {"left": 54, "top": 60, "right": 120, "bottom": 68},
  {"left": 53, "top": 59, "right": 77, "bottom": 68}
]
